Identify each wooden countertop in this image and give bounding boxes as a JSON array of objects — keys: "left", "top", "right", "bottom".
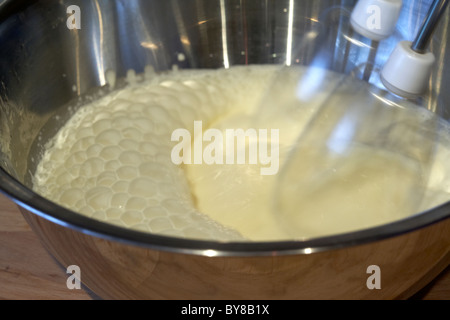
[
  {"left": 0, "top": 193, "right": 91, "bottom": 300},
  {"left": 0, "top": 193, "right": 449, "bottom": 300}
]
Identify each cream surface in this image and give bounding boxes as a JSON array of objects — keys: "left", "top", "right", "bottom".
[{"left": 32, "top": 65, "right": 450, "bottom": 241}]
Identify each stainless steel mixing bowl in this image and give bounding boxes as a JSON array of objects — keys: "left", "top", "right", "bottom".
[{"left": 1, "top": 0, "right": 450, "bottom": 299}]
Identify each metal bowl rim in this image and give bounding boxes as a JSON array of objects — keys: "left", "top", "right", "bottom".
[{"left": 2, "top": 168, "right": 450, "bottom": 257}]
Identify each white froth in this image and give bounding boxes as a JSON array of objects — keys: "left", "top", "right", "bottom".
[{"left": 32, "top": 65, "right": 450, "bottom": 241}]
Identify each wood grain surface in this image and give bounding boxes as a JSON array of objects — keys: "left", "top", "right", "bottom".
[{"left": 0, "top": 193, "right": 448, "bottom": 300}]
